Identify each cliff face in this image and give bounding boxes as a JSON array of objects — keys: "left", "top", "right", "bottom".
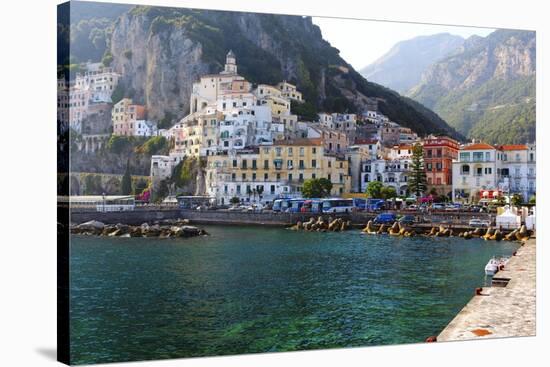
[
  {"left": 111, "top": 12, "right": 209, "bottom": 122},
  {"left": 360, "top": 33, "right": 464, "bottom": 93},
  {"left": 407, "top": 30, "right": 535, "bottom": 144},
  {"left": 107, "top": 6, "right": 461, "bottom": 138}
]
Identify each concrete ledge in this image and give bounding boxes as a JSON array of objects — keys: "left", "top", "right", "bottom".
[{"left": 437, "top": 239, "right": 536, "bottom": 341}]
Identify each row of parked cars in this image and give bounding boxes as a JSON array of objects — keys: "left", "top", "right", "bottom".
[{"left": 404, "top": 203, "right": 491, "bottom": 213}]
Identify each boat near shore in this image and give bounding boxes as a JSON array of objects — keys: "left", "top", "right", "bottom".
[{"left": 485, "top": 256, "right": 510, "bottom": 276}]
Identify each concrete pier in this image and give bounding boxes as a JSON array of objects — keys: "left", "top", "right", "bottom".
[{"left": 438, "top": 239, "right": 536, "bottom": 341}]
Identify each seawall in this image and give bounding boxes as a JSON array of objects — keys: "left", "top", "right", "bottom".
[{"left": 70, "top": 208, "right": 495, "bottom": 228}]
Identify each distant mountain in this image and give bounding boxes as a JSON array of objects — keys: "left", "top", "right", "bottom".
[
  {"left": 408, "top": 30, "right": 536, "bottom": 144},
  {"left": 360, "top": 33, "right": 464, "bottom": 93}
]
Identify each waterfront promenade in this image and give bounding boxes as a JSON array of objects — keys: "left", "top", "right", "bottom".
[{"left": 438, "top": 238, "right": 536, "bottom": 341}]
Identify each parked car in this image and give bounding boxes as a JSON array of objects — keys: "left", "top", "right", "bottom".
[
  {"left": 431, "top": 203, "right": 445, "bottom": 210},
  {"left": 228, "top": 205, "right": 246, "bottom": 212},
  {"left": 373, "top": 213, "right": 397, "bottom": 224},
  {"left": 245, "top": 203, "right": 264, "bottom": 213},
  {"left": 445, "top": 203, "right": 460, "bottom": 211},
  {"left": 398, "top": 215, "right": 416, "bottom": 225},
  {"left": 405, "top": 205, "right": 418, "bottom": 211},
  {"left": 469, "top": 218, "right": 491, "bottom": 228}
]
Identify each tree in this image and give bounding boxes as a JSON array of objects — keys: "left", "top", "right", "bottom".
[
  {"left": 302, "top": 178, "right": 333, "bottom": 198},
  {"left": 529, "top": 195, "right": 536, "bottom": 205},
  {"left": 365, "top": 181, "right": 383, "bottom": 198},
  {"left": 107, "top": 135, "right": 131, "bottom": 154},
  {"left": 230, "top": 196, "right": 240, "bottom": 205},
  {"left": 511, "top": 194, "right": 524, "bottom": 207},
  {"left": 381, "top": 186, "right": 397, "bottom": 200},
  {"left": 408, "top": 143, "right": 427, "bottom": 196},
  {"left": 121, "top": 159, "right": 133, "bottom": 195},
  {"left": 172, "top": 157, "right": 195, "bottom": 188}
]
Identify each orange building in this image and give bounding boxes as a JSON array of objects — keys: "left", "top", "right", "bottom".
[{"left": 422, "top": 136, "right": 460, "bottom": 196}]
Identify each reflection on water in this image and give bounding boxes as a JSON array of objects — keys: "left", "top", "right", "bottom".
[{"left": 70, "top": 226, "right": 519, "bottom": 364}]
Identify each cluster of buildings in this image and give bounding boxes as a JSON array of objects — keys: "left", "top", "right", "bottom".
[
  {"left": 149, "top": 51, "right": 536, "bottom": 205},
  {"left": 57, "top": 62, "right": 158, "bottom": 153},
  {"left": 58, "top": 52, "right": 536, "bottom": 205}
]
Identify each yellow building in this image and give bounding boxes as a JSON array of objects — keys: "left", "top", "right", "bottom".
[
  {"left": 205, "top": 138, "right": 351, "bottom": 204},
  {"left": 277, "top": 81, "right": 303, "bottom": 102}
]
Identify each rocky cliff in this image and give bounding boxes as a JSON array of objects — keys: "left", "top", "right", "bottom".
[
  {"left": 106, "top": 6, "right": 461, "bottom": 138},
  {"left": 408, "top": 30, "right": 535, "bottom": 144}
]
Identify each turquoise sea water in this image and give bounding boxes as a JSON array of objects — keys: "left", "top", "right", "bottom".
[{"left": 69, "top": 226, "right": 519, "bottom": 364}]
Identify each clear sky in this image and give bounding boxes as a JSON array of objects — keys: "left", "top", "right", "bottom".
[{"left": 312, "top": 17, "right": 496, "bottom": 70}]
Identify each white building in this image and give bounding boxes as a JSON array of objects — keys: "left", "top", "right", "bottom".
[
  {"left": 498, "top": 144, "right": 536, "bottom": 200},
  {"left": 452, "top": 142, "right": 536, "bottom": 202},
  {"left": 360, "top": 158, "right": 411, "bottom": 196},
  {"left": 74, "top": 64, "right": 120, "bottom": 103},
  {"left": 452, "top": 143, "right": 502, "bottom": 202}
]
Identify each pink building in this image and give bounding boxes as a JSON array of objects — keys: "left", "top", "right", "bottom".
[{"left": 112, "top": 98, "right": 147, "bottom": 136}]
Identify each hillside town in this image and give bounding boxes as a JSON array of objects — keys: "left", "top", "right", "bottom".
[{"left": 59, "top": 51, "right": 536, "bottom": 208}]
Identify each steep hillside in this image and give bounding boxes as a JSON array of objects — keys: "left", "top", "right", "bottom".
[
  {"left": 360, "top": 33, "right": 464, "bottom": 93},
  {"left": 104, "top": 5, "right": 461, "bottom": 138},
  {"left": 408, "top": 30, "right": 535, "bottom": 144}
]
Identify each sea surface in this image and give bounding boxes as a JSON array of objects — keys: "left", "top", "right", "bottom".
[{"left": 70, "top": 226, "right": 519, "bottom": 364}]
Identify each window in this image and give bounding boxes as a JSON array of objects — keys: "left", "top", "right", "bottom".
[
  {"left": 231, "top": 173, "right": 236, "bottom": 181},
  {"left": 484, "top": 167, "right": 492, "bottom": 174},
  {"left": 270, "top": 185, "right": 275, "bottom": 194},
  {"left": 299, "top": 160, "right": 305, "bottom": 169},
  {"left": 287, "top": 160, "right": 293, "bottom": 169},
  {"left": 288, "top": 173, "right": 293, "bottom": 181},
  {"left": 299, "top": 173, "right": 304, "bottom": 181},
  {"left": 252, "top": 160, "right": 257, "bottom": 169},
  {"left": 427, "top": 163, "right": 432, "bottom": 171},
  {"left": 264, "top": 160, "right": 269, "bottom": 169},
  {"left": 312, "top": 160, "right": 317, "bottom": 168},
  {"left": 242, "top": 159, "right": 247, "bottom": 169},
  {"left": 242, "top": 173, "right": 246, "bottom": 181},
  {"left": 461, "top": 165, "right": 470, "bottom": 175},
  {"left": 288, "top": 147, "right": 293, "bottom": 156},
  {"left": 252, "top": 173, "right": 256, "bottom": 181},
  {"left": 460, "top": 152, "right": 470, "bottom": 161},
  {"left": 436, "top": 163, "right": 442, "bottom": 171},
  {"left": 476, "top": 167, "right": 483, "bottom": 176},
  {"left": 312, "top": 173, "right": 316, "bottom": 179},
  {"left": 312, "top": 147, "right": 317, "bottom": 154},
  {"left": 299, "top": 147, "right": 305, "bottom": 156},
  {"left": 427, "top": 149, "right": 433, "bottom": 158},
  {"left": 276, "top": 147, "right": 282, "bottom": 157},
  {"left": 236, "top": 185, "right": 241, "bottom": 194},
  {"left": 264, "top": 173, "right": 268, "bottom": 181},
  {"left": 232, "top": 159, "right": 237, "bottom": 168},
  {"left": 473, "top": 152, "right": 484, "bottom": 161},
  {"left": 328, "top": 161, "right": 332, "bottom": 168}
]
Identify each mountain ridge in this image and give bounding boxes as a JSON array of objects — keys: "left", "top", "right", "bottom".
[
  {"left": 360, "top": 33, "right": 465, "bottom": 93},
  {"left": 407, "top": 29, "right": 535, "bottom": 144}
]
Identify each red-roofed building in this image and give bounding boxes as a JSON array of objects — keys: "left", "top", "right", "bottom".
[{"left": 422, "top": 136, "right": 460, "bottom": 196}]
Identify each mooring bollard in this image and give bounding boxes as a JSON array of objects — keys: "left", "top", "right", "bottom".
[
  {"left": 425, "top": 336, "right": 437, "bottom": 342},
  {"left": 475, "top": 287, "right": 483, "bottom": 296}
]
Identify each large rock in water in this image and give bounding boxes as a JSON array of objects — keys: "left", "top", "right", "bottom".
[{"left": 77, "top": 220, "right": 105, "bottom": 231}]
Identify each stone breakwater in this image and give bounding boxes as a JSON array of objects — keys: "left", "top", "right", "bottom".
[
  {"left": 437, "top": 238, "right": 536, "bottom": 341},
  {"left": 70, "top": 219, "right": 208, "bottom": 238}
]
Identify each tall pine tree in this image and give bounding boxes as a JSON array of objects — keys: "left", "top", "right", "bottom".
[
  {"left": 408, "top": 143, "right": 427, "bottom": 197},
  {"left": 121, "top": 158, "right": 133, "bottom": 195}
]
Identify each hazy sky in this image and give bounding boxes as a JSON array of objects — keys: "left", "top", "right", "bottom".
[{"left": 312, "top": 17, "right": 496, "bottom": 70}]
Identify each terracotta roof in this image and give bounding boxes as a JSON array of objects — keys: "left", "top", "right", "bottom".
[
  {"left": 274, "top": 138, "right": 323, "bottom": 146},
  {"left": 354, "top": 138, "right": 378, "bottom": 145},
  {"left": 461, "top": 143, "right": 495, "bottom": 151},
  {"left": 499, "top": 144, "right": 528, "bottom": 151}
]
